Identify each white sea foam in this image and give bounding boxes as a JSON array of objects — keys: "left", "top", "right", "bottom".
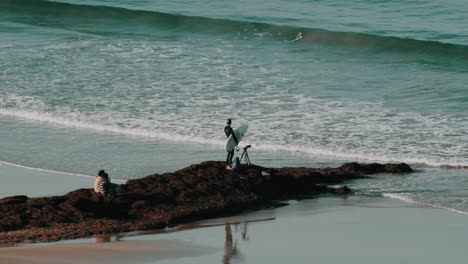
[
  {"left": 382, "top": 193, "right": 417, "bottom": 204},
  {"left": 253, "top": 32, "right": 273, "bottom": 38},
  {"left": 383, "top": 193, "right": 468, "bottom": 216},
  {"left": 2, "top": 34, "right": 468, "bottom": 171},
  {"left": 0, "top": 107, "right": 225, "bottom": 147},
  {"left": 1, "top": 91, "right": 468, "bottom": 169},
  {"left": 289, "top": 31, "right": 303, "bottom": 42}
]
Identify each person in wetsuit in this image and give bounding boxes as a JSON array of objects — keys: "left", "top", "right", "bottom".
[{"left": 224, "top": 118, "right": 238, "bottom": 170}]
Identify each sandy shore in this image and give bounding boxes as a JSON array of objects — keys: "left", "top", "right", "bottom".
[
  {"left": 0, "top": 239, "right": 215, "bottom": 264},
  {"left": 1, "top": 196, "right": 467, "bottom": 264}
]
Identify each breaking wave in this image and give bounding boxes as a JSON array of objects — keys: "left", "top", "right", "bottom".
[{"left": 1, "top": 0, "right": 468, "bottom": 59}]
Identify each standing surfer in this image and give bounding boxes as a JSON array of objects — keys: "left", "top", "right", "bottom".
[{"left": 224, "top": 118, "right": 238, "bottom": 170}]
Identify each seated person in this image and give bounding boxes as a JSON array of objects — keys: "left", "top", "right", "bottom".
[
  {"left": 94, "top": 170, "right": 121, "bottom": 197},
  {"left": 94, "top": 169, "right": 105, "bottom": 193}
]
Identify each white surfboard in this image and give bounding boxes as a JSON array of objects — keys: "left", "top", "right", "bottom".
[{"left": 225, "top": 124, "right": 248, "bottom": 152}]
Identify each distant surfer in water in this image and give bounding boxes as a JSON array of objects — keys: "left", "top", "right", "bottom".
[{"left": 224, "top": 118, "right": 238, "bottom": 170}]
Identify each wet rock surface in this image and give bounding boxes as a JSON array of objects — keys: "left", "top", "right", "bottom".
[{"left": 0, "top": 161, "right": 412, "bottom": 245}]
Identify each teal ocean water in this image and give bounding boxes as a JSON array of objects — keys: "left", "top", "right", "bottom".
[{"left": 1, "top": 0, "right": 468, "bottom": 213}]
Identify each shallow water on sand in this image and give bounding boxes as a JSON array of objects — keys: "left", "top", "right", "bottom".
[
  {"left": 2, "top": 195, "right": 468, "bottom": 264},
  {"left": 152, "top": 197, "right": 468, "bottom": 264}
]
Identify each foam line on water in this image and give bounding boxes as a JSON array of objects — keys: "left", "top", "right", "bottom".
[
  {"left": 2, "top": 93, "right": 468, "bottom": 169},
  {"left": 0, "top": 160, "right": 127, "bottom": 184},
  {"left": 0, "top": 108, "right": 226, "bottom": 146},
  {"left": 3, "top": 106, "right": 468, "bottom": 170},
  {"left": 383, "top": 193, "right": 468, "bottom": 216},
  {"left": 250, "top": 141, "right": 468, "bottom": 169}
]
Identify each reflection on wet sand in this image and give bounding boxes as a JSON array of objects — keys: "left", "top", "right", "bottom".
[
  {"left": 93, "top": 235, "right": 111, "bottom": 243},
  {"left": 223, "top": 223, "right": 249, "bottom": 264},
  {"left": 93, "top": 234, "right": 123, "bottom": 243},
  {"left": 241, "top": 222, "right": 249, "bottom": 241}
]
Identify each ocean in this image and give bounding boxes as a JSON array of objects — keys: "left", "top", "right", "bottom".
[{"left": 1, "top": 0, "right": 468, "bottom": 215}]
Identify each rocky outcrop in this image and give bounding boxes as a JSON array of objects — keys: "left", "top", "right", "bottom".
[
  {"left": 0, "top": 161, "right": 412, "bottom": 245},
  {"left": 338, "top": 162, "right": 414, "bottom": 174}
]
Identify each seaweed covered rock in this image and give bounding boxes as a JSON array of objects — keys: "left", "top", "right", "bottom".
[{"left": 0, "top": 161, "right": 412, "bottom": 245}]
